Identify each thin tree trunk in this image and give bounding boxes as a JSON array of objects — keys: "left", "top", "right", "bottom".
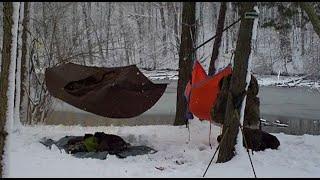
[
  {"left": 134, "top": 3, "right": 144, "bottom": 66},
  {"left": 159, "top": 2, "right": 167, "bottom": 57},
  {"left": 174, "top": 2, "right": 196, "bottom": 126},
  {"left": 173, "top": 3, "right": 180, "bottom": 54},
  {"left": 82, "top": 3, "right": 94, "bottom": 64},
  {"left": 42, "top": 3, "right": 48, "bottom": 41},
  {"left": 199, "top": 2, "right": 204, "bottom": 55},
  {"left": 211, "top": 3, "right": 218, "bottom": 31},
  {"left": 0, "top": 2, "right": 14, "bottom": 177},
  {"left": 14, "top": 2, "right": 24, "bottom": 127},
  {"left": 71, "top": 3, "right": 78, "bottom": 46},
  {"left": 217, "top": 2, "right": 256, "bottom": 163},
  {"left": 20, "top": 2, "right": 29, "bottom": 124},
  {"left": 90, "top": 16, "right": 105, "bottom": 61},
  {"left": 301, "top": 25, "right": 306, "bottom": 56},
  {"left": 152, "top": 6, "right": 157, "bottom": 69},
  {"left": 278, "top": 3, "right": 292, "bottom": 75},
  {"left": 105, "top": 2, "right": 112, "bottom": 61},
  {"left": 118, "top": 5, "right": 130, "bottom": 66},
  {"left": 208, "top": 2, "right": 227, "bottom": 76}
]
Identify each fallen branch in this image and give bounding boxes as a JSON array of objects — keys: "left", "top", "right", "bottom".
[{"left": 275, "top": 74, "right": 311, "bottom": 87}]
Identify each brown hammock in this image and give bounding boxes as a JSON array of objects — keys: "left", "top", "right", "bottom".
[{"left": 45, "top": 63, "right": 167, "bottom": 118}]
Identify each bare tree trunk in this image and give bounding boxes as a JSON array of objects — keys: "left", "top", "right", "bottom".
[
  {"left": 133, "top": 3, "right": 144, "bottom": 66},
  {"left": 105, "top": 2, "right": 112, "bottom": 61},
  {"left": 211, "top": 2, "right": 218, "bottom": 30},
  {"left": 278, "top": 3, "right": 292, "bottom": 75},
  {"left": 152, "top": 6, "right": 157, "bottom": 69},
  {"left": 208, "top": 2, "right": 227, "bottom": 76},
  {"left": 199, "top": 2, "right": 204, "bottom": 55},
  {"left": 159, "top": 2, "right": 167, "bottom": 57},
  {"left": 231, "top": 3, "right": 239, "bottom": 50},
  {"left": 174, "top": 2, "right": 196, "bottom": 126},
  {"left": 217, "top": 2, "right": 256, "bottom": 163},
  {"left": 118, "top": 4, "right": 130, "bottom": 66},
  {"left": 0, "top": 2, "right": 14, "bottom": 177},
  {"left": 90, "top": 17, "right": 105, "bottom": 62},
  {"left": 299, "top": 2, "right": 320, "bottom": 38},
  {"left": 303, "top": 25, "right": 308, "bottom": 56},
  {"left": 14, "top": 2, "right": 24, "bottom": 127},
  {"left": 42, "top": 2, "right": 48, "bottom": 40},
  {"left": 172, "top": 2, "right": 180, "bottom": 54},
  {"left": 20, "top": 2, "right": 29, "bottom": 124},
  {"left": 82, "top": 2, "right": 94, "bottom": 64},
  {"left": 54, "top": 18, "right": 62, "bottom": 63},
  {"left": 71, "top": 3, "right": 78, "bottom": 46},
  {"left": 166, "top": 2, "right": 178, "bottom": 59}
]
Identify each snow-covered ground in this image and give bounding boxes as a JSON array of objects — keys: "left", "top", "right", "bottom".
[{"left": 4, "top": 119, "right": 320, "bottom": 178}]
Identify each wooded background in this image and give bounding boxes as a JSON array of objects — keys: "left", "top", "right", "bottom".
[{"left": 0, "top": 2, "right": 319, "bottom": 126}]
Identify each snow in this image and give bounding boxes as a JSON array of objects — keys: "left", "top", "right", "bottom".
[
  {"left": 141, "top": 69, "right": 178, "bottom": 81},
  {"left": 3, "top": 119, "right": 320, "bottom": 178}
]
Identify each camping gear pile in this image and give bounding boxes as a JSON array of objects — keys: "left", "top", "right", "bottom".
[{"left": 40, "top": 132, "right": 157, "bottom": 160}]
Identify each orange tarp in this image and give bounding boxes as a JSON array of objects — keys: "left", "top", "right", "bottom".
[{"left": 185, "top": 61, "right": 232, "bottom": 121}]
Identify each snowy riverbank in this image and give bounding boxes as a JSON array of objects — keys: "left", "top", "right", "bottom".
[{"left": 142, "top": 69, "right": 320, "bottom": 90}]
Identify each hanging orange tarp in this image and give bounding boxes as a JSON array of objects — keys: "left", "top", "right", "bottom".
[{"left": 185, "top": 61, "right": 232, "bottom": 121}]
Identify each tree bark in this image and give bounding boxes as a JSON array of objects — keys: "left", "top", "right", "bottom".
[
  {"left": 20, "top": 2, "right": 29, "bottom": 125},
  {"left": 198, "top": 2, "right": 204, "bottom": 55},
  {"left": 0, "top": 2, "right": 14, "bottom": 177},
  {"left": 278, "top": 3, "right": 292, "bottom": 75},
  {"left": 82, "top": 2, "right": 94, "bottom": 64},
  {"left": 159, "top": 2, "right": 167, "bottom": 57},
  {"left": 118, "top": 4, "right": 130, "bottom": 66},
  {"left": 174, "top": 2, "right": 196, "bottom": 126},
  {"left": 104, "top": 2, "right": 112, "bottom": 63},
  {"left": 208, "top": 2, "right": 227, "bottom": 76},
  {"left": 175, "top": 3, "right": 181, "bottom": 52},
  {"left": 90, "top": 16, "right": 105, "bottom": 62},
  {"left": 217, "top": 2, "right": 256, "bottom": 163},
  {"left": 299, "top": 2, "right": 320, "bottom": 38}
]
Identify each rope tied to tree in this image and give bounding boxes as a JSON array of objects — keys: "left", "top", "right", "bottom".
[{"left": 186, "top": 9, "right": 259, "bottom": 62}]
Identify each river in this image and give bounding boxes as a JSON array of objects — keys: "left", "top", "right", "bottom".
[{"left": 47, "top": 80, "right": 320, "bottom": 135}]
